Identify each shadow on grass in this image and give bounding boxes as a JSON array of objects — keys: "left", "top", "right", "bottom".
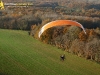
[{"left": 0, "top": 73, "right": 8, "bottom": 75}]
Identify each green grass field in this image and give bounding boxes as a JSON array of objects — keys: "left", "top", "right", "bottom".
[{"left": 0, "top": 29, "right": 100, "bottom": 75}]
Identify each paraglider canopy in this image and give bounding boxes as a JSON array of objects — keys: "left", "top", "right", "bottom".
[{"left": 39, "top": 20, "right": 86, "bottom": 38}]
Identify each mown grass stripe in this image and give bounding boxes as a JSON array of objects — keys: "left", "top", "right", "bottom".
[
  {"left": 0, "top": 50, "right": 34, "bottom": 75},
  {"left": 0, "top": 34, "right": 59, "bottom": 75}
]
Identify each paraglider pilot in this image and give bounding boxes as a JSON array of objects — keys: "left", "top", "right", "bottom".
[{"left": 60, "top": 54, "right": 65, "bottom": 61}]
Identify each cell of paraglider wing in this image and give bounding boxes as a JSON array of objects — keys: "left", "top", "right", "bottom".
[{"left": 39, "top": 20, "right": 86, "bottom": 38}]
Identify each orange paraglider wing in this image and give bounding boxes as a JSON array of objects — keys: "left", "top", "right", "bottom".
[{"left": 39, "top": 20, "right": 86, "bottom": 38}]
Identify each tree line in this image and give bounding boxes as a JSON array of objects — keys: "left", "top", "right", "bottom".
[{"left": 0, "top": 15, "right": 42, "bottom": 30}]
